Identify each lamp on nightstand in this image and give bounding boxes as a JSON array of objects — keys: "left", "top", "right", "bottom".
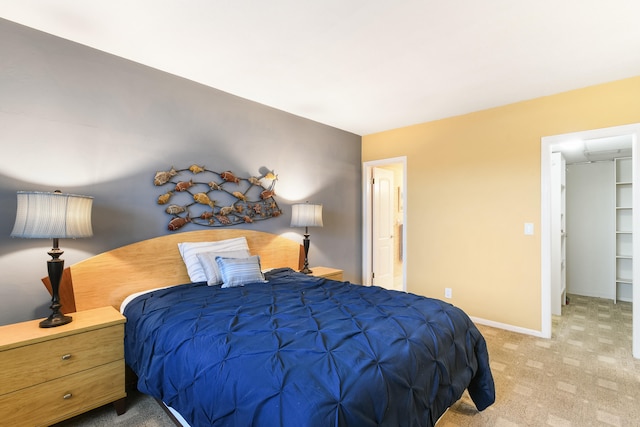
[
  {"left": 290, "top": 202, "right": 323, "bottom": 274},
  {"left": 11, "top": 190, "right": 93, "bottom": 328}
]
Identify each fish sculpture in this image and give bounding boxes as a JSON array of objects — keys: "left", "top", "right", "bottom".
[
  {"left": 232, "top": 191, "right": 247, "bottom": 201},
  {"left": 193, "top": 192, "right": 215, "bottom": 208},
  {"left": 157, "top": 191, "right": 173, "bottom": 205},
  {"left": 165, "top": 204, "right": 186, "bottom": 215},
  {"left": 200, "top": 211, "right": 214, "bottom": 219},
  {"left": 263, "top": 171, "right": 278, "bottom": 181},
  {"left": 260, "top": 189, "right": 275, "bottom": 200},
  {"left": 243, "top": 216, "right": 253, "bottom": 223},
  {"left": 248, "top": 176, "right": 261, "bottom": 186},
  {"left": 175, "top": 180, "right": 193, "bottom": 192},
  {"left": 154, "top": 167, "right": 177, "bottom": 186},
  {"left": 189, "top": 164, "right": 205, "bottom": 174},
  {"left": 220, "top": 171, "right": 240, "bottom": 184},
  {"left": 215, "top": 214, "right": 232, "bottom": 225},
  {"left": 168, "top": 215, "right": 190, "bottom": 231},
  {"left": 219, "top": 206, "right": 234, "bottom": 215},
  {"left": 208, "top": 181, "right": 222, "bottom": 191}
]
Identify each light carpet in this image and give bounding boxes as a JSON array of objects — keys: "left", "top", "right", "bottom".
[{"left": 440, "top": 294, "right": 640, "bottom": 426}]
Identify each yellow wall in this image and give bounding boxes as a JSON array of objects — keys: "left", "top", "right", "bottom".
[{"left": 362, "top": 75, "right": 640, "bottom": 332}]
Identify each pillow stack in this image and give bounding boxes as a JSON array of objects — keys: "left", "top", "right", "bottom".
[{"left": 178, "top": 237, "right": 266, "bottom": 288}]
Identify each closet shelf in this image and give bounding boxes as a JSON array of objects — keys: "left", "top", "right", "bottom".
[{"left": 615, "top": 156, "right": 633, "bottom": 304}]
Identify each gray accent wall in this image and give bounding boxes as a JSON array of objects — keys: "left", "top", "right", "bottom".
[{"left": 0, "top": 19, "right": 362, "bottom": 326}]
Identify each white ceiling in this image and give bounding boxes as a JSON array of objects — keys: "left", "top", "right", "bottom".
[{"left": 2, "top": 1, "right": 640, "bottom": 137}]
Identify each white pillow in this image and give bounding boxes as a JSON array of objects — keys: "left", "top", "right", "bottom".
[
  {"left": 216, "top": 255, "right": 267, "bottom": 288},
  {"left": 178, "top": 237, "right": 249, "bottom": 283},
  {"left": 196, "top": 249, "right": 250, "bottom": 286}
]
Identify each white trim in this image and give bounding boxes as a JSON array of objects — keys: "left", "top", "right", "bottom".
[
  {"left": 362, "top": 157, "right": 407, "bottom": 289},
  {"left": 541, "top": 123, "right": 640, "bottom": 358},
  {"left": 632, "top": 131, "right": 640, "bottom": 359},
  {"left": 470, "top": 316, "right": 546, "bottom": 338},
  {"left": 540, "top": 139, "right": 552, "bottom": 338}
]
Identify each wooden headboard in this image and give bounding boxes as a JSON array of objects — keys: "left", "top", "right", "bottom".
[{"left": 44, "top": 229, "right": 303, "bottom": 313}]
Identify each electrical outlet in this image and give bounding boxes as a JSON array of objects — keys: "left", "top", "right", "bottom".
[{"left": 445, "top": 288, "right": 452, "bottom": 299}]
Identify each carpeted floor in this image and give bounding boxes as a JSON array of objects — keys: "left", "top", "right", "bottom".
[
  {"left": 53, "top": 294, "right": 639, "bottom": 427},
  {"left": 51, "top": 388, "right": 174, "bottom": 427},
  {"left": 440, "top": 294, "right": 640, "bottom": 427}
]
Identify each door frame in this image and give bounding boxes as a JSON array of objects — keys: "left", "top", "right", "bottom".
[
  {"left": 541, "top": 124, "right": 640, "bottom": 358},
  {"left": 362, "top": 156, "right": 407, "bottom": 288}
]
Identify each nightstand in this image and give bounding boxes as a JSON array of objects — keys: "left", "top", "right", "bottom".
[
  {"left": 309, "top": 266, "right": 344, "bottom": 281},
  {"left": 0, "top": 306, "right": 127, "bottom": 426}
]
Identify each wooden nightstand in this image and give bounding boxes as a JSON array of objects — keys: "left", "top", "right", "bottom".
[
  {"left": 309, "top": 266, "right": 343, "bottom": 281},
  {"left": 0, "top": 306, "right": 127, "bottom": 427}
]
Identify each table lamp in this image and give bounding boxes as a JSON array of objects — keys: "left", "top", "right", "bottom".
[
  {"left": 290, "top": 202, "right": 323, "bottom": 274},
  {"left": 11, "top": 190, "right": 93, "bottom": 328}
]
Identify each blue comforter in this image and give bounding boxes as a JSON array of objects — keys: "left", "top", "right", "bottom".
[{"left": 124, "top": 268, "right": 494, "bottom": 427}]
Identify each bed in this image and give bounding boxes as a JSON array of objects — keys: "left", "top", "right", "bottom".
[{"left": 48, "top": 229, "right": 495, "bottom": 427}]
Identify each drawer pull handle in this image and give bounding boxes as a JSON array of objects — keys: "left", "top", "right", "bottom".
[
  {"left": 63, "top": 393, "right": 73, "bottom": 400},
  {"left": 61, "top": 354, "right": 72, "bottom": 360}
]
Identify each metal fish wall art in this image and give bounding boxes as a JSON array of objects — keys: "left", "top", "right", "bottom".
[
  {"left": 165, "top": 204, "right": 186, "bottom": 215},
  {"left": 154, "top": 165, "right": 282, "bottom": 230},
  {"left": 154, "top": 167, "right": 178, "bottom": 186},
  {"left": 168, "top": 215, "right": 191, "bottom": 231},
  {"left": 193, "top": 192, "right": 215, "bottom": 208},
  {"left": 220, "top": 171, "right": 240, "bottom": 184},
  {"left": 175, "top": 180, "right": 194, "bottom": 192},
  {"left": 189, "top": 164, "right": 205, "bottom": 174},
  {"left": 157, "top": 191, "right": 173, "bottom": 205}
]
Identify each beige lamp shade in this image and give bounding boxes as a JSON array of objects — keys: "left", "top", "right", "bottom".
[
  {"left": 11, "top": 191, "right": 94, "bottom": 239},
  {"left": 290, "top": 203, "right": 323, "bottom": 228}
]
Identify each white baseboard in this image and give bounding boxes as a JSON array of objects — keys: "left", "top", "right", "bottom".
[{"left": 470, "top": 316, "right": 546, "bottom": 338}]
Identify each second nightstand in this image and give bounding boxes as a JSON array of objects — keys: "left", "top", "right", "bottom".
[{"left": 309, "top": 266, "right": 343, "bottom": 281}]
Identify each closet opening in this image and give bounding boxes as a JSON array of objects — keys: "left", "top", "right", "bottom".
[{"left": 541, "top": 124, "right": 640, "bottom": 359}]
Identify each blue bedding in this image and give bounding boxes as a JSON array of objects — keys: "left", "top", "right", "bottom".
[{"left": 124, "top": 268, "right": 494, "bottom": 427}]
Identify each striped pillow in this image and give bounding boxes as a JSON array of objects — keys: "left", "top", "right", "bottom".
[
  {"left": 196, "top": 249, "right": 250, "bottom": 286},
  {"left": 216, "top": 255, "right": 267, "bottom": 288},
  {"left": 178, "top": 237, "right": 249, "bottom": 283}
]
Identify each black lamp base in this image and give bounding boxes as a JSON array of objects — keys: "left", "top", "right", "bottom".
[
  {"left": 299, "top": 231, "right": 313, "bottom": 275},
  {"left": 40, "top": 312, "right": 72, "bottom": 328},
  {"left": 40, "top": 243, "right": 72, "bottom": 328}
]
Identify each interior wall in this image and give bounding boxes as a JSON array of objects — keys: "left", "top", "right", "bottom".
[
  {"left": 0, "top": 19, "right": 362, "bottom": 326},
  {"left": 565, "top": 161, "right": 615, "bottom": 299},
  {"left": 362, "top": 75, "right": 640, "bottom": 333}
]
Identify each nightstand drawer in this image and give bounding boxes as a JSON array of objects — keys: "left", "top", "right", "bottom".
[
  {"left": 0, "top": 324, "right": 123, "bottom": 395},
  {"left": 0, "top": 359, "right": 125, "bottom": 427}
]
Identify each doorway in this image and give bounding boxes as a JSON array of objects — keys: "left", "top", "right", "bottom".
[
  {"left": 541, "top": 124, "right": 640, "bottom": 358},
  {"left": 363, "top": 157, "right": 407, "bottom": 291}
]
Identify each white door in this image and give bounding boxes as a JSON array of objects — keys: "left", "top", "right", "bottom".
[
  {"left": 373, "top": 167, "right": 395, "bottom": 289},
  {"left": 550, "top": 152, "right": 566, "bottom": 316}
]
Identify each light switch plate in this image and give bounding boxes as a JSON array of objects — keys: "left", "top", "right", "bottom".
[{"left": 524, "top": 223, "right": 534, "bottom": 235}]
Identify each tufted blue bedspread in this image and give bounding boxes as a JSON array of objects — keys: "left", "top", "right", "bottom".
[{"left": 123, "top": 268, "right": 494, "bottom": 427}]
